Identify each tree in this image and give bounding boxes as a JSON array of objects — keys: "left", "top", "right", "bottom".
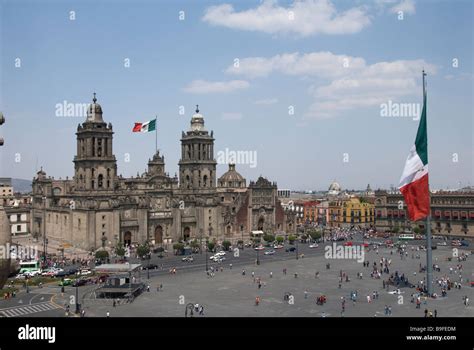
[
  {"left": 95, "top": 250, "right": 109, "bottom": 261},
  {"left": 276, "top": 236, "right": 284, "bottom": 244},
  {"left": 309, "top": 230, "right": 321, "bottom": 241},
  {"left": 263, "top": 234, "right": 275, "bottom": 243},
  {"left": 392, "top": 227, "right": 400, "bottom": 234},
  {"left": 207, "top": 241, "right": 215, "bottom": 252},
  {"left": 413, "top": 227, "right": 421, "bottom": 234},
  {"left": 173, "top": 243, "right": 185, "bottom": 255},
  {"left": 222, "top": 240, "right": 231, "bottom": 251},
  {"left": 137, "top": 243, "right": 150, "bottom": 259},
  {"left": 288, "top": 235, "right": 296, "bottom": 244},
  {"left": 115, "top": 244, "right": 125, "bottom": 258}
]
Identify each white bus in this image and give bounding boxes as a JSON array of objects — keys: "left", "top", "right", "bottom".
[
  {"left": 398, "top": 233, "right": 415, "bottom": 240},
  {"left": 19, "top": 260, "right": 41, "bottom": 274}
]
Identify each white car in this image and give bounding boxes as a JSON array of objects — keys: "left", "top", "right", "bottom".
[
  {"left": 254, "top": 246, "right": 265, "bottom": 251},
  {"left": 80, "top": 269, "right": 92, "bottom": 275},
  {"left": 215, "top": 251, "right": 226, "bottom": 256},
  {"left": 309, "top": 244, "right": 319, "bottom": 248},
  {"left": 437, "top": 241, "right": 447, "bottom": 246},
  {"left": 264, "top": 250, "right": 275, "bottom": 255}
]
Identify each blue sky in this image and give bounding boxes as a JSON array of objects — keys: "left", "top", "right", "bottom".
[{"left": 0, "top": 0, "right": 472, "bottom": 191}]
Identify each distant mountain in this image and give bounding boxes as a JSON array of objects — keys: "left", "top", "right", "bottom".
[{"left": 12, "top": 179, "right": 32, "bottom": 194}]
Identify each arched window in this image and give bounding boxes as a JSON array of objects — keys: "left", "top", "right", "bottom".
[
  {"left": 186, "top": 175, "right": 190, "bottom": 189},
  {"left": 203, "top": 175, "right": 208, "bottom": 187},
  {"left": 98, "top": 174, "right": 104, "bottom": 188}
]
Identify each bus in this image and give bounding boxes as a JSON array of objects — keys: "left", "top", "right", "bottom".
[
  {"left": 398, "top": 233, "right": 415, "bottom": 240},
  {"left": 19, "top": 260, "right": 41, "bottom": 274}
]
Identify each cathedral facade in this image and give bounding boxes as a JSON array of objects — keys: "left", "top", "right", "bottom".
[{"left": 30, "top": 96, "right": 296, "bottom": 251}]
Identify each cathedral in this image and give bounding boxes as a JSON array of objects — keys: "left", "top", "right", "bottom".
[{"left": 31, "top": 95, "right": 296, "bottom": 251}]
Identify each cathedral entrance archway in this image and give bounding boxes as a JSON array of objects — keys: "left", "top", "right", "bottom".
[
  {"left": 155, "top": 225, "right": 163, "bottom": 245},
  {"left": 183, "top": 227, "right": 191, "bottom": 241},
  {"left": 124, "top": 231, "right": 132, "bottom": 247},
  {"left": 258, "top": 217, "right": 265, "bottom": 231}
]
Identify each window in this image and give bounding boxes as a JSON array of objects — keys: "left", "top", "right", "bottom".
[
  {"left": 98, "top": 174, "right": 103, "bottom": 188},
  {"left": 17, "top": 225, "right": 21, "bottom": 232},
  {"left": 17, "top": 214, "right": 21, "bottom": 221}
]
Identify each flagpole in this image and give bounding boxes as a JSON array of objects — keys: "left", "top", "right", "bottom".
[
  {"left": 423, "top": 70, "right": 433, "bottom": 296},
  {"left": 155, "top": 116, "right": 158, "bottom": 153}
]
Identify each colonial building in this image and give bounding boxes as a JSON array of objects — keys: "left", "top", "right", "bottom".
[
  {"left": 30, "top": 96, "right": 296, "bottom": 251},
  {"left": 374, "top": 189, "right": 474, "bottom": 238},
  {"left": 328, "top": 197, "right": 375, "bottom": 228}
]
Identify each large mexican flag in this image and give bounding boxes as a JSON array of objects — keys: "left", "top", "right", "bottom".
[
  {"left": 398, "top": 90, "right": 430, "bottom": 221},
  {"left": 133, "top": 119, "right": 156, "bottom": 133}
]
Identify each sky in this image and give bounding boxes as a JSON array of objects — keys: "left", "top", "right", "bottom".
[{"left": 0, "top": 0, "right": 472, "bottom": 191}]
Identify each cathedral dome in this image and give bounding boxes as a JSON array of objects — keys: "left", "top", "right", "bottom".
[
  {"left": 218, "top": 164, "right": 246, "bottom": 188},
  {"left": 328, "top": 181, "right": 341, "bottom": 195},
  {"left": 86, "top": 93, "right": 104, "bottom": 123},
  {"left": 190, "top": 105, "right": 206, "bottom": 132}
]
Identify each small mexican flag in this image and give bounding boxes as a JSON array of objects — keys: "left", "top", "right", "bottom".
[
  {"left": 398, "top": 72, "right": 430, "bottom": 221},
  {"left": 133, "top": 119, "right": 156, "bottom": 133}
]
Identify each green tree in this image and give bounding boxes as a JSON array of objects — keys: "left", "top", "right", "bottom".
[
  {"left": 173, "top": 243, "right": 185, "bottom": 254},
  {"left": 137, "top": 243, "right": 150, "bottom": 259},
  {"left": 207, "top": 241, "right": 215, "bottom": 252},
  {"left": 288, "top": 235, "right": 296, "bottom": 244},
  {"left": 309, "top": 230, "right": 321, "bottom": 241},
  {"left": 263, "top": 234, "right": 275, "bottom": 243},
  {"left": 276, "top": 236, "right": 284, "bottom": 244},
  {"left": 413, "top": 227, "right": 421, "bottom": 234},
  {"left": 95, "top": 250, "right": 109, "bottom": 261},
  {"left": 222, "top": 240, "right": 231, "bottom": 251},
  {"left": 115, "top": 244, "right": 125, "bottom": 258}
]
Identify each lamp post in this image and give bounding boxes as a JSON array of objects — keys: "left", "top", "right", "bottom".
[
  {"left": 75, "top": 280, "right": 80, "bottom": 314},
  {"left": 42, "top": 196, "right": 47, "bottom": 269},
  {"left": 296, "top": 237, "right": 299, "bottom": 260},
  {"left": 205, "top": 237, "right": 209, "bottom": 272}
]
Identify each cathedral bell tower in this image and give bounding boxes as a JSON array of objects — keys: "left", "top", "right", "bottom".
[
  {"left": 178, "top": 106, "right": 216, "bottom": 191},
  {"left": 73, "top": 93, "right": 117, "bottom": 191}
]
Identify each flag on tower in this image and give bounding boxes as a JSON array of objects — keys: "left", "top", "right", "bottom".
[
  {"left": 398, "top": 72, "right": 430, "bottom": 221},
  {"left": 133, "top": 119, "right": 156, "bottom": 133}
]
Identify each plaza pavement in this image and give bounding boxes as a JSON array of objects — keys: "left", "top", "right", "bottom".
[{"left": 80, "top": 244, "right": 474, "bottom": 317}]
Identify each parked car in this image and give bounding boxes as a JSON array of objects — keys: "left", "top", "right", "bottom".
[
  {"left": 80, "top": 269, "right": 92, "bottom": 275},
  {"left": 142, "top": 264, "right": 158, "bottom": 270},
  {"left": 55, "top": 271, "right": 69, "bottom": 278},
  {"left": 437, "top": 241, "right": 447, "bottom": 246},
  {"left": 72, "top": 278, "right": 88, "bottom": 287},
  {"left": 264, "top": 250, "right": 275, "bottom": 255},
  {"left": 58, "top": 278, "right": 73, "bottom": 286},
  {"left": 182, "top": 256, "right": 194, "bottom": 262},
  {"left": 309, "top": 243, "right": 319, "bottom": 248},
  {"left": 254, "top": 246, "right": 265, "bottom": 251}
]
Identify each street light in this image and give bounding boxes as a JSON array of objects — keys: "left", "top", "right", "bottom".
[{"left": 205, "top": 238, "right": 209, "bottom": 272}]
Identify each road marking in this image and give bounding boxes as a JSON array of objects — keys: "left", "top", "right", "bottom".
[{"left": 0, "top": 302, "right": 61, "bottom": 317}]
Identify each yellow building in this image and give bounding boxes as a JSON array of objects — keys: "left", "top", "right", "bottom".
[{"left": 328, "top": 197, "right": 374, "bottom": 228}]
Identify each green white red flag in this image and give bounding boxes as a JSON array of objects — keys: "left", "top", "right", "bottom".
[
  {"left": 398, "top": 75, "right": 430, "bottom": 221},
  {"left": 133, "top": 119, "right": 156, "bottom": 133}
]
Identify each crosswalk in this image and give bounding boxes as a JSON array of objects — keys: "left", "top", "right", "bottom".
[{"left": 0, "top": 302, "right": 61, "bottom": 317}]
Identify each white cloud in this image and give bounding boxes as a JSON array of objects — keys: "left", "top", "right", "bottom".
[
  {"left": 202, "top": 0, "right": 371, "bottom": 37},
  {"left": 226, "top": 50, "right": 436, "bottom": 119},
  {"left": 254, "top": 98, "right": 278, "bottom": 105},
  {"left": 183, "top": 80, "right": 249, "bottom": 94},
  {"left": 389, "top": 0, "right": 416, "bottom": 15},
  {"left": 227, "top": 52, "right": 366, "bottom": 78},
  {"left": 221, "top": 112, "right": 243, "bottom": 121}
]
